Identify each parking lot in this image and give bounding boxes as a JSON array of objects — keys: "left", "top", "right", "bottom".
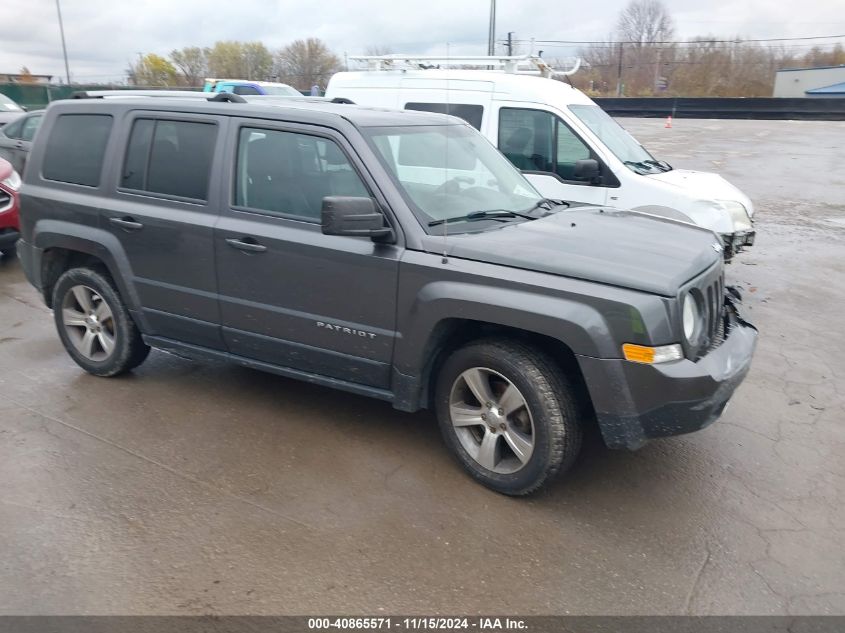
[{"left": 0, "top": 118, "right": 843, "bottom": 615}]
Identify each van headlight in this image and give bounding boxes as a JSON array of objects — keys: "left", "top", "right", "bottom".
[
  {"left": 0, "top": 169, "right": 21, "bottom": 192},
  {"left": 718, "top": 200, "right": 752, "bottom": 233},
  {"left": 682, "top": 292, "right": 702, "bottom": 343}
]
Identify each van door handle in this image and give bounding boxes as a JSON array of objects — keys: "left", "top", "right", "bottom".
[
  {"left": 109, "top": 216, "right": 144, "bottom": 231},
  {"left": 225, "top": 237, "right": 267, "bottom": 253}
]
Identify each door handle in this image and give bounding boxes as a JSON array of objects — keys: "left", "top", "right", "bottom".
[
  {"left": 108, "top": 216, "right": 144, "bottom": 231},
  {"left": 225, "top": 237, "right": 267, "bottom": 253},
  {"left": 14, "top": 142, "right": 24, "bottom": 149}
]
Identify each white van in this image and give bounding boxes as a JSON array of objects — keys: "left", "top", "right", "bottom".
[{"left": 326, "top": 55, "right": 755, "bottom": 259}]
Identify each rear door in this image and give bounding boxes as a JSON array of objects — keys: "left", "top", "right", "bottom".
[
  {"left": 101, "top": 111, "right": 226, "bottom": 349},
  {"left": 214, "top": 118, "right": 401, "bottom": 388}
]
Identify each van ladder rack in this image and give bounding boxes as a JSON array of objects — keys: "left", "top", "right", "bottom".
[{"left": 347, "top": 54, "right": 581, "bottom": 78}]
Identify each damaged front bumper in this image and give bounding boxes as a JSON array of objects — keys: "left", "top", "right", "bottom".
[
  {"left": 721, "top": 229, "right": 755, "bottom": 261},
  {"left": 577, "top": 295, "right": 758, "bottom": 450}
]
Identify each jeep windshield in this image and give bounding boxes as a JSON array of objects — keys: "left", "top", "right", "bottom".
[
  {"left": 364, "top": 124, "right": 545, "bottom": 232},
  {"left": 568, "top": 105, "right": 670, "bottom": 174}
]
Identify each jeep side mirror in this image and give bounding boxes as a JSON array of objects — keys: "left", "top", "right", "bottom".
[
  {"left": 321, "top": 197, "right": 393, "bottom": 240},
  {"left": 573, "top": 159, "right": 600, "bottom": 182}
]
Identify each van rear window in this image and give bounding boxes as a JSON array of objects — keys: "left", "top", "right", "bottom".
[
  {"left": 42, "top": 114, "right": 113, "bottom": 187},
  {"left": 404, "top": 103, "right": 483, "bottom": 130}
]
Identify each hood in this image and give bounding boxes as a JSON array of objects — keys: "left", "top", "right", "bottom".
[
  {"left": 646, "top": 169, "right": 754, "bottom": 217},
  {"left": 423, "top": 206, "right": 722, "bottom": 296}
]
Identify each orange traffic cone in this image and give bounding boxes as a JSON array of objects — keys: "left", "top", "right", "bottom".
[{"left": 665, "top": 115, "right": 673, "bottom": 128}]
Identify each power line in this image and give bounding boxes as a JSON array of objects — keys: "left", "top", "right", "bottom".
[{"left": 511, "top": 34, "right": 845, "bottom": 45}]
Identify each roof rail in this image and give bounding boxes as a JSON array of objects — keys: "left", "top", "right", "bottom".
[
  {"left": 208, "top": 92, "right": 246, "bottom": 103},
  {"left": 347, "top": 54, "right": 581, "bottom": 78},
  {"left": 71, "top": 90, "right": 209, "bottom": 100}
]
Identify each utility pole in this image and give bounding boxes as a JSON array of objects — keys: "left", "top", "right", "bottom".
[
  {"left": 487, "top": 0, "right": 497, "bottom": 56},
  {"left": 506, "top": 32, "right": 514, "bottom": 56},
  {"left": 55, "top": 0, "right": 71, "bottom": 85},
  {"left": 616, "top": 42, "right": 624, "bottom": 97}
]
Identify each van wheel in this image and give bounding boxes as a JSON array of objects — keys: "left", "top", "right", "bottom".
[
  {"left": 52, "top": 267, "right": 150, "bottom": 377},
  {"left": 435, "top": 339, "right": 582, "bottom": 495}
]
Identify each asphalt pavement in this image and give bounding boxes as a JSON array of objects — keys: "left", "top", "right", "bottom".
[{"left": 0, "top": 118, "right": 843, "bottom": 615}]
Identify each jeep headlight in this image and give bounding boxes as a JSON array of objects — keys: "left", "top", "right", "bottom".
[
  {"left": 682, "top": 292, "right": 702, "bottom": 343},
  {"left": 0, "top": 169, "right": 21, "bottom": 192},
  {"left": 718, "top": 200, "right": 752, "bottom": 233}
]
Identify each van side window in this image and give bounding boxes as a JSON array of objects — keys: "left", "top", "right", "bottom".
[
  {"left": 233, "top": 85, "right": 261, "bottom": 95},
  {"left": 121, "top": 119, "right": 217, "bottom": 201},
  {"left": 234, "top": 127, "right": 369, "bottom": 221},
  {"left": 404, "top": 103, "right": 484, "bottom": 130},
  {"left": 498, "top": 108, "right": 593, "bottom": 182},
  {"left": 42, "top": 114, "right": 113, "bottom": 187}
]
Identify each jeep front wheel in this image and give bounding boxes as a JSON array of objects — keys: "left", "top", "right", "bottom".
[{"left": 435, "top": 339, "right": 582, "bottom": 495}]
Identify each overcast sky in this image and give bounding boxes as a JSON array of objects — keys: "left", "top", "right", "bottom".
[{"left": 2, "top": 0, "right": 844, "bottom": 83}]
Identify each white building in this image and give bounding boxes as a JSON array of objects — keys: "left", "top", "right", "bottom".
[{"left": 773, "top": 65, "right": 845, "bottom": 98}]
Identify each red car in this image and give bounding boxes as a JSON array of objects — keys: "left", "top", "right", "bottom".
[{"left": 0, "top": 157, "right": 20, "bottom": 258}]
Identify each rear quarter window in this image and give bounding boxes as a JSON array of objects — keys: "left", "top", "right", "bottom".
[{"left": 42, "top": 114, "right": 113, "bottom": 187}]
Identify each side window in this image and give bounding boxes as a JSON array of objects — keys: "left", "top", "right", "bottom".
[
  {"left": 233, "top": 85, "right": 261, "bottom": 95},
  {"left": 43, "top": 114, "right": 113, "bottom": 187},
  {"left": 21, "top": 115, "right": 42, "bottom": 142},
  {"left": 121, "top": 118, "right": 217, "bottom": 201},
  {"left": 2, "top": 117, "right": 24, "bottom": 140},
  {"left": 498, "top": 108, "right": 554, "bottom": 172},
  {"left": 234, "top": 127, "right": 369, "bottom": 221},
  {"left": 555, "top": 120, "right": 592, "bottom": 180},
  {"left": 404, "top": 103, "right": 484, "bottom": 130}
]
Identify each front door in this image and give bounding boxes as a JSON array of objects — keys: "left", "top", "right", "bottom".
[
  {"left": 102, "top": 112, "right": 225, "bottom": 349},
  {"left": 496, "top": 105, "right": 609, "bottom": 206},
  {"left": 214, "top": 119, "right": 400, "bottom": 389}
]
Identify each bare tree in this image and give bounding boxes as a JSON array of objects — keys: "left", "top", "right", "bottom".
[
  {"left": 170, "top": 47, "right": 207, "bottom": 86},
  {"left": 617, "top": 0, "right": 674, "bottom": 44},
  {"left": 242, "top": 42, "right": 273, "bottom": 80},
  {"left": 274, "top": 38, "right": 342, "bottom": 91},
  {"left": 364, "top": 45, "right": 393, "bottom": 57}
]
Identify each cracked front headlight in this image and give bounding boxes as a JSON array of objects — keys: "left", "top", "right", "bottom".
[{"left": 718, "top": 200, "right": 752, "bottom": 233}]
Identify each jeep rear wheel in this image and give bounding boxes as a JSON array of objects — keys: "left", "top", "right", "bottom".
[
  {"left": 53, "top": 268, "right": 150, "bottom": 376},
  {"left": 435, "top": 339, "right": 582, "bottom": 495}
]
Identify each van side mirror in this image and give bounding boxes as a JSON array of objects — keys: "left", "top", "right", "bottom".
[
  {"left": 574, "top": 159, "right": 600, "bottom": 183},
  {"left": 321, "top": 197, "right": 393, "bottom": 239}
]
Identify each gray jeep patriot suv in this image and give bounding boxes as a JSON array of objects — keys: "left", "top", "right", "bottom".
[{"left": 16, "top": 92, "right": 757, "bottom": 495}]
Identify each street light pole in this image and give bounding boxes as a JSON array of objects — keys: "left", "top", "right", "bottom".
[
  {"left": 55, "top": 0, "right": 71, "bottom": 85},
  {"left": 487, "top": 0, "right": 496, "bottom": 56}
]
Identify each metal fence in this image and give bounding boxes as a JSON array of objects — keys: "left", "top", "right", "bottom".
[
  {"left": 4, "top": 84, "right": 845, "bottom": 120},
  {"left": 594, "top": 97, "right": 845, "bottom": 120}
]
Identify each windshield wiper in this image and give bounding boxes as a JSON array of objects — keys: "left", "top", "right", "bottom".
[
  {"left": 524, "top": 198, "right": 569, "bottom": 214},
  {"left": 624, "top": 160, "right": 660, "bottom": 174},
  {"left": 428, "top": 209, "right": 537, "bottom": 227},
  {"left": 644, "top": 159, "right": 672, "bottom": 172}
]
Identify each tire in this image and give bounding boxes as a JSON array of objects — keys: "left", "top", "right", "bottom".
[
  {"left": 434, "top": 339, "right": 582, "bottom": 495},
  {"left": 52, "top": 267, "right": 150, "bottom": 376}
]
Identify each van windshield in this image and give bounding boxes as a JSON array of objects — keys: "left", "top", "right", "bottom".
[
  {"left": 364, "top": 124, "right": 544, "bottom": 231},
  {"left": 569, "top": 105, "right": 669, "bottom": 174}
]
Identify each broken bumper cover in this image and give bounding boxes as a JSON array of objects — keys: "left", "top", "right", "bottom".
[
  {"left": 577, "top": 302, "right": 758, "bottom": 450},
  {"left": 722, "top": 229, "right": 755, "bottom": 260}
]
